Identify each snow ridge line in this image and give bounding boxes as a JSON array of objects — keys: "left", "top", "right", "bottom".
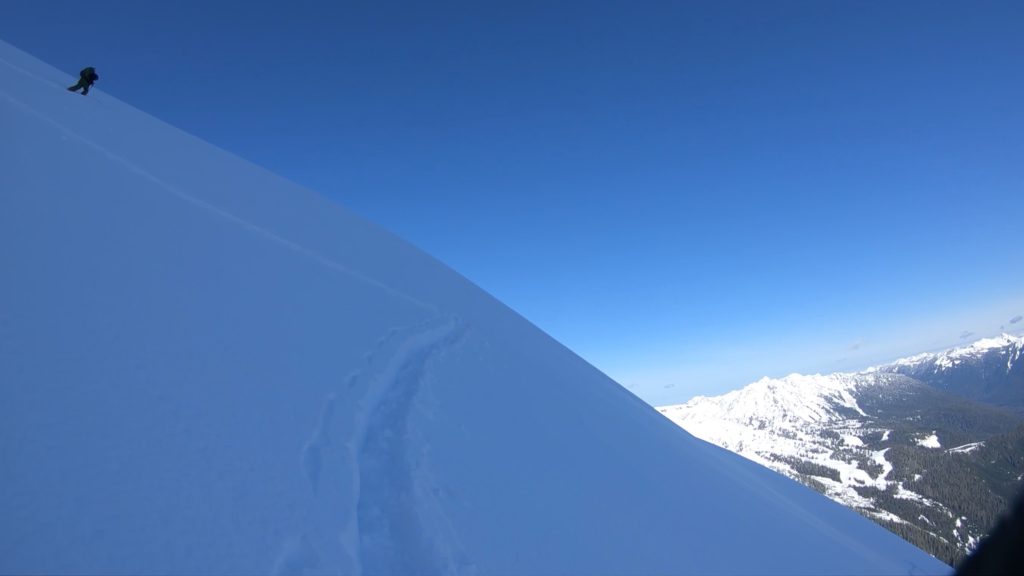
[
  {"left": 0, "top": 82, "right": 436, "bottom": 315},
  {"left": 292, "top": 315, "right": 468, "bottom": 575}
]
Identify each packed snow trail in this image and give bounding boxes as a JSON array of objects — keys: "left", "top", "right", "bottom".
[
  {"left": 289, "top": 316, "right": 469, "bottom": 575},
  {"left": 353, "top": 317, "right": 469, "bottom": 575}
]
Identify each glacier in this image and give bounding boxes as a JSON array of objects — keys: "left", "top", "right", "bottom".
[{"left": 0, "top": 39, "right": 948, "bottom": 575}]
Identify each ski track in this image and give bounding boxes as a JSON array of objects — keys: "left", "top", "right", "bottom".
[
  {"left": 283, "top": 315, "right": 470, "bottom": 576},
  {"left": 0, "top": 55, "right": 435, "bottom": 315},
  {"left": 2, "top": 53, "right": 475, "bottom": 576}
]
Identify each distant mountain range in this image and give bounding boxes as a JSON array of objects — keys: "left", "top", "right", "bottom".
[
  {"left": 659, "top": 334, "right": 1024, "bottom": 566},
  {"left": 879, "top": 335, "right": 1024, "bottom": 412}
]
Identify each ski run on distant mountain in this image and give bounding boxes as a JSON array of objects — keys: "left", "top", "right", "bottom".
[{"left": 660, "top": 334, "right": 1024, "bottom": 566}]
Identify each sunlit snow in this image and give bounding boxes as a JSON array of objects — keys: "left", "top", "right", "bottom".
[{"left": 916, "top": 433, "right": 942, "bottom": 449}]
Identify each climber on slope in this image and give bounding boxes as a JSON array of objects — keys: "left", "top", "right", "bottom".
[{"left": 67, "top": 66, "right": 99, "bottom": 96}]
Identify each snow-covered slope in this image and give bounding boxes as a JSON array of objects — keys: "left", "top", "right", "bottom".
[
  {"left": 663, "top": 373, "right": 877, "bottom": 477},
  {"left": 0, "top": 40, "right": 947, "bottom": 575},
  {"left": 660, "top": 337, "right": 1024, "bottom": 566},
  {"left": 660, "top": 372, "right": 926, "bottom": 525}
]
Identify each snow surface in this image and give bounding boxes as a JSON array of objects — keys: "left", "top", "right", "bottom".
[
  {"left": 0, "top": 40, "right": 948, "bottom": 575},
  {"left": 916, "top": 433, "right": 942, "bottom": 449},
  {"left": 843, "top": 434, "right": 866, "bottom": 447},
  {"left": 872, "top": 449, "right": 894, "bottom": 484}
]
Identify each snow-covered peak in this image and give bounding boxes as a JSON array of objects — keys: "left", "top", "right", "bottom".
[
  {"left": 660, "top": 336, "right": 1023, "bottom": 568},
  {"left": 659, "top": 370, "right": 906, "bottom": 521},
  {"left": 883, "top": 334, "right": 1024, "bottom": 373},
  {"left": 659, "top": 372, "right": 881, "bottom": 487},
  {"left": 670, "top": 372, "right": 868, "bottom": 431},
  {"left": 969, "top": 333, "right": 1023, "bottom": 352}
]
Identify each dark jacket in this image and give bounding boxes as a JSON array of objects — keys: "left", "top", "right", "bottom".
[{"left": 80, "top": 67, "right": 99, "bottom": 84}]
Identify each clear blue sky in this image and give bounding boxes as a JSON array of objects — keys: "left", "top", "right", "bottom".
[{"left": 4, "top": 1, "right": 1022, "bottom": 405}]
